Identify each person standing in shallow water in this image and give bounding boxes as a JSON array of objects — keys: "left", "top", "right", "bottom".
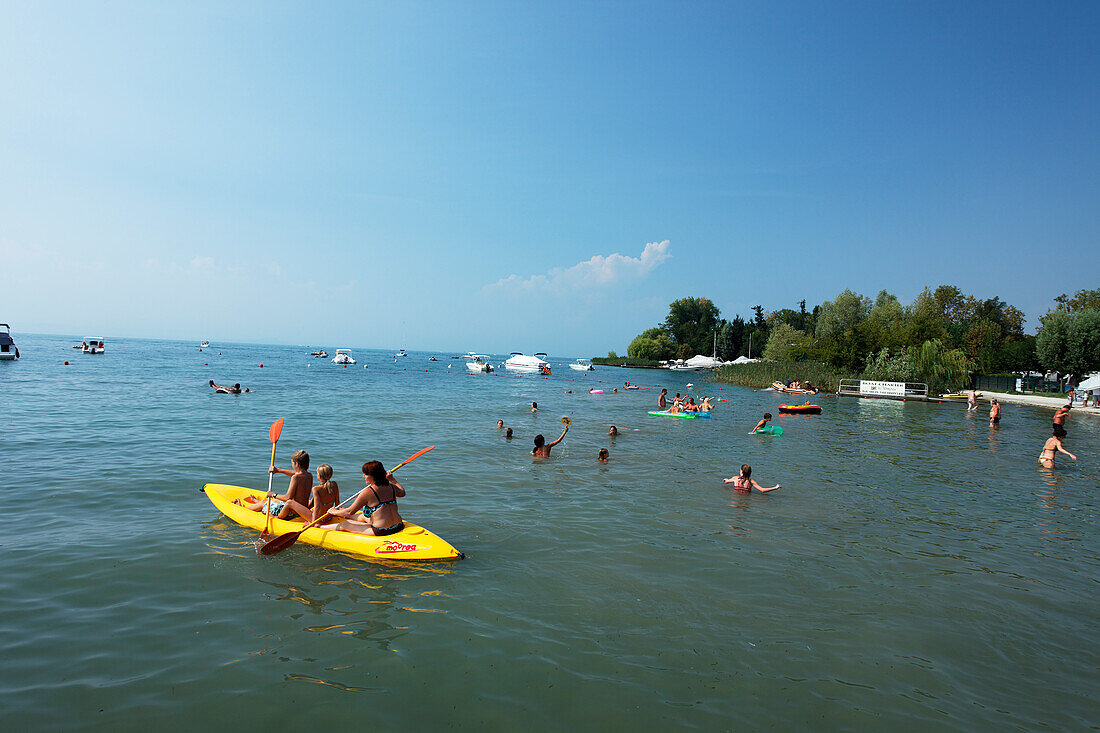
[
  {"left": 989, "top": 399, "right": 1002, "bottom": 427},
  {"left": 1039, "top": 427, "right": 1076, "bottom": 468},
  {"left": 658, "top": 389, "right": 667, "bottom": 410},
  {"left": 723, "top": 464, "right": 779, "bottom": 493}
]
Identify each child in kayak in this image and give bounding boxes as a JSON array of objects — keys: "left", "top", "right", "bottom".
[
  {"left": 532, "top": 423, "right": 569, "bottom": 457},
  {"left": 751, "top": 413, "right": 773, "bottom": 433},
  {"left": 328, "top": 460, "right": 406, "bottom": 536},
  {"left": 723, "top": 465, "right": 779, "bottom": 493},
  {"left": 241, "top": 449, "right": 313, "bottom": 520},
  {"left": 280, "top": 463, "right": 340, "bottom": 524}
]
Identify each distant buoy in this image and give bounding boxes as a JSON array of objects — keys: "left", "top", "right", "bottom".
[
  {"left": 259, "top": 364, "right": 263, "bottom": 368},
  {"left": 64, "top": 361, "right": 69, "bottom": 365},
  {"left": 204, "top": 363, "right": 208, "bottom": 366}
]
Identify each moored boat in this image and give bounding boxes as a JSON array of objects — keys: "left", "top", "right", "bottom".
[
  {"left": 569, "top": 358, "right": 595, "bottom": 371},
  {"left": 0, "top": 324, "right": 18, "bottom": 360},
  {"left": 82, "top": 337, "right": 106, "bottom": 354},
  {"left": 202, "top": 484, "right": 462, "bottom": 562},
  {"left": 504, "top": 352, "right": 550, "bottom": 374},
  {"left": 332, "top": 349, "right": 355, "bottom": 364},
  {"left": 465, "top": 353, "right": 493, "bottom": 372}
]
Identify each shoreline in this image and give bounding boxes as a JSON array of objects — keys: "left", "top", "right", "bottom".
[{"left": 970, "top": 390, "right": 1100, "bottom": 416}]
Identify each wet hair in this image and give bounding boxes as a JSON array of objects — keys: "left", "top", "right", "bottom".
[
  {"left": 505, "top": 427, "right": 513, "bottom": 438},
  {"left": 497, "top": 420, "right": 504, "bottom": 427},
  {"left": 533, "top": 434, "right": 545, "bottom": 447},
  {"left": 209, "top": 380, "right": 215, "bottom": 387},
  {"left": 764, "top": 413, "right": 772, "bottom": 419},
  {"left": 233, "top": 383, "right": 241, "bottom": 390},
  {"left": 660, "top": 388, "right": 667, "bottom": 394},
  {"left": 317, "top": 463, "right": 333, "bottom": 483},
  {"left": 598, "top": 448, "right": 609, "bottom": 460},
  {"left": 609, "top": 425, "right": 618, "bottom": 434},
  {"left": 361, "top": 460, "right": 388, "bottom": 484},
  {"left": 741, "top": 464, "right": 752, "bottom": 478},
  {"left": 291, "top": 450, "right": 309, "bottom": 470}
]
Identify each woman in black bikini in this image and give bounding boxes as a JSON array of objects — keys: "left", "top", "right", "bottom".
[{"left": 329, "top": 460, "right": 406, "bottom": 536}]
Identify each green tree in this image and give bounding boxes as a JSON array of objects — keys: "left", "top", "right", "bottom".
[
  {"left": 1036, "top": 311, "right": 1072, "bottom": 375},
  {"left": 815, "top": 289, "right": 871, "bottom": 339},
  {"left": 627, "top": 327, "right": 674, "bottom": 361},
  {"left": 1041, "top": 309, "right": 1100, "bottom": 381},
  {"left": 663, "top": 297, "right": 720, "bottom": 356},
  {"left": 762, "top": 323, "right": 810, "bottom": 362}
]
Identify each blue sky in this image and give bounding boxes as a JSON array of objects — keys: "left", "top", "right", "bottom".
[{"left": 2, "top": 1, "right": 1097, "bottom": 355}]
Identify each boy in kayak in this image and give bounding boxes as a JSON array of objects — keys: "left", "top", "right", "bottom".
[
  {"left": 723, "top": 465, "right": 780, "bottom": 493},
  {"left": 241, "top": 449, "right": 313, "bottom": 520},
  {"left": 751, "top": 413, "right": 773, "bottom": 433},
  {"left": 532, "top": 423, "right": 569, "bottom": 457},
  {"left": 328, "top": 460, "right": 406, "bottom": 536}
]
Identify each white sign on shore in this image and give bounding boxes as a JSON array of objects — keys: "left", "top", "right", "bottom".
[{"left": 859, "top": 380, "right": 906, "bottom": 397}]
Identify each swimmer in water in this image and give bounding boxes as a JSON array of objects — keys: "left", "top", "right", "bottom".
[
  {"left": 658, "top": 389, "right": 667, "bottom": 410},
  {"left": 1038, "top": 427, "right": 1076, "bottom": 469},
  {"left": 497, "top": 420, "right": 504, "bottom": 429},
  {"left": 723, "top": 464, "right": 779, "bottom": 493},
  {"left": 597, "top": 448, "right": 609, "bottom": 463},
  {"left": 531, "top": 402, "right": 539, "bottom": 413},
  {"left": 505, "top": 427, "right": 513, "bottom": 439},
  {"left": 210, "top": 380, "right": 243, "bottom": 394},
  {"left": 751, "top": 413, "right": 773, "bottom": 433},
  {"left": 607, "top": 425, "right": 619, "bottom": 436},
  {"left": 532, "top": 422, "right": 568, "bottom": 457}
]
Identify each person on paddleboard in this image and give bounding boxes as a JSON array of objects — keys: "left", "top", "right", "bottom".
[
  {"left": 723, "top": 464, "right": 779, "bottom": 493},
  {"left": 240, "top": 450, "right": 313, "bottom": 520},
  {"left": 1039, "top": 427, "right": 1076, "bottom": 469},
  {"left": 278, "top": 463, "right": 340, "bottom": 524},
  {"left": 658, "top": 389, "right": 667, "bottom": 409},
  {"left": 532, "top": 423, "right": 568, "bottom": 457},
  {"left": 751, "top": 413, "right": 773, "bottom": 433},
  {"left": 328, "top": 460, "right": 406, "bottom": 536}
]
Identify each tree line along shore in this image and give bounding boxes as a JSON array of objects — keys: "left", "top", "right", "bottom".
[{"left": 592, "top": 287, "right": 1100, "bottom": 396}]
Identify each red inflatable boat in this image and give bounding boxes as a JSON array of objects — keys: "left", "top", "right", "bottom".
[{"left": 778, "top": 404, "right": 822, "bottom": 414}]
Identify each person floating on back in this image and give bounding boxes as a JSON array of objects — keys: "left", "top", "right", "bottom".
[
  {"left": 210, "top": 380, "right": 247, "bottom": 394},
  {"left": 532, "top": 422, "right": 568, "bottom": 457},
  {"left": 240, "top": 449, "right": 313, "bottom": 520},
  {"left": 751, "top": 413, "right": 773, "bottom": 433},
  {"left": 723, "top": 464, "right": 780, "bottom": 493},
  {"left": 328, "top": 460, "right": 406, "bottom": 536}
]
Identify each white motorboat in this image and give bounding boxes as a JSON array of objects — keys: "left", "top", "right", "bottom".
[
  {"left": 332, "top": 349, "right": 356, "bottom": 364},
  {"left": 82, "top": 337, "right": 106, "bottom": 355},
  {"left": 465, "top": 354, "right": 494, "bottom": 372},
  {"left": 200, "top": 341, "right": 210, "bottom": 348},
  {"left": 668, "top": 355, "right": 723, "bottom": 371},
  {"left": 310, "top": 349, "right": 328, "bottom": 358},
  {"left": 0, "top": 324, "right": 18, "bottom": 360},
  {"left": 394, "top": 349, "right": 408, "bottom": 358},
  {"left": 569, "top": 359, "right": 595, "bottom": 371},
  {"left": 504, "top": 352, "right": 551, "bottom": 374}
]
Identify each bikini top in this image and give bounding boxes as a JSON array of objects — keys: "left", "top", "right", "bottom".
[{"left": 362, "top": 485, "right": 398, "bottom": 518}]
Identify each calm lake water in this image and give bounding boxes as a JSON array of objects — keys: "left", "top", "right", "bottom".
[{"left": 2, "top": 334, "right": 1097, "bottom": 730}]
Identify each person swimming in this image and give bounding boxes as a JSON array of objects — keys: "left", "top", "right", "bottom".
[
  {"left": 723, "top": 464, "right": 779, "bottom": 493},
  {"left": 532, "top": 423, "right": 569, "bottom": 457},
  {"left": 751, "top": 413, "right": 773, "bottom": 433},
  {"left": 607, "top": 425, "right": 619, "bottom": 436},
  {"left": 597, "top": 448, "right": 609, "bottom": 463}
]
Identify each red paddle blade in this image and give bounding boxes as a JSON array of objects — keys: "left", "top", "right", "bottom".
[
  {"left": 259, "top": 530, "right": 302, "bottom": 555},
  {"left": 391, "top": 445, "right": 434, "bottom": 472},
  {"left": 269, "top": 418, "right": 284, "bottom": 444}
]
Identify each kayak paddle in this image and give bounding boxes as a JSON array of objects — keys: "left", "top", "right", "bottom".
[
  {"left": 259, "top": 445, "right": 435, "bottom": 556},
  {"left": 263, "top": 418, "right": 284, "bottom": 537}
]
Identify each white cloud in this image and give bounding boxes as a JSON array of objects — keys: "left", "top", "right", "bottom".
[
  {"left": 486, "top": 240, "right": 671, "bottom": 294},
  {"left": 190, "top": 256, "right": 215, "bottom": 270}
]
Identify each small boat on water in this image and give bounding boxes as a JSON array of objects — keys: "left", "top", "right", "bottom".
[
  {"left": 332, "top": 349, "right": 356, "bottom": 364},
  {"left": 569, "top": 358, "right": 595, "bottom": 371},
  {"left": 505, "top": 352, "right": 550, "bottom": 374},
  {"left": 466, "top": 353, "right": 494, "bottom": 372},
  {"left": 202, "top": 484, "right": 462, "bottom": 562},
  {"left": 394, "top": 349, "right": 408, "bottom": 358},
  {"left": 772, "top": 381, "right": 817, "bottom": 394},
  {"left": 200, "top": 341, "right": 210, "bottom": 348},
  {"left": 779, "top": 403, "right": 822, "bottom": 414},
  {"left": 0, "top": 324, "right": 18, "bottom": 360},
  {"left": 310, "top": 349, "right": 328, "bottom": 358},
  {"left": 428, "top": 356, "right": 437, "bottom": 361},
  {"left": 82, "top": 338, "right": 106, "bottom": 355}
]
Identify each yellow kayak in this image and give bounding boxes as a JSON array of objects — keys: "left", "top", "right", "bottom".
[{"left": 202, "top": 483, "right": 463, "bottom": 562}]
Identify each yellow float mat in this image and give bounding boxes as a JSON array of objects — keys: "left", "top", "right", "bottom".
[{"left": 202, "top": 483, "right": 462, "bottom": 562}]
